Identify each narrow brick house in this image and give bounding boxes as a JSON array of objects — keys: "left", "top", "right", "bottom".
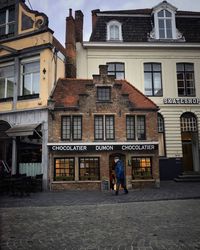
[{"left": 48, "top": 65, "right": 159, "bottom": 190}]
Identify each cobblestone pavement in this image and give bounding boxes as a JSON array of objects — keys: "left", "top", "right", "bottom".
[{"left": 0, "top": 181, "right": 200, "bottom": 250}]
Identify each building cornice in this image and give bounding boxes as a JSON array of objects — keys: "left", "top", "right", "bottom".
[{"left": 82, "top": 42, "right": 200, "bottom": 49}]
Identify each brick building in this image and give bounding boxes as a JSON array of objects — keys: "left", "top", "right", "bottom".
[{"left": 48, "top": 65, "right": 159, "bottom": 190}]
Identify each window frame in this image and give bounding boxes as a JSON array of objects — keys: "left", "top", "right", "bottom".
[
  {"left": 107, "top": 62, "right": 125, "bottom": 80},
  {"left": 107, "top": 20, "right": 122, "bottom": 41},
  {"left": 153, "top": 6, "right": 177, "bottom": 40},
  {"left": 61, "top": 115, "right": 82, "bottom": 141},
  {"left": 131, "top": 157, "right": 152, "bottom": 179},
  {"left": 0, "top": 7, "right": 15, "bottom": 37},
  {"left": 0, "top": 62, "right": 14, "bottom": 100},
  {"left": 94, "top": 115, "right": 115, "bottom": 141},
  {"left": 126, "top": 115, "right": 146, "bottom": 141},
  {"left": 176, "top": 63, "right": 195, "bottom": 97},
  {"left": 79, "top": 157, "right": 100, "bottom": 181},
  {"left": 144, "top": 63, "right": 163, "bottom": 97},
  {"left": 19, "top": 57, "right": 40, "bottom": 98},
  {"left": 97, "top": 86, "right": 111, "bottom": 102},
  {"left": 54, "top": 157, "right": 75, "bottom": 181}
]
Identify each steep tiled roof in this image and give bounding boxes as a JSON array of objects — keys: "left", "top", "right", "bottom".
[
  {"left": 90, "top": 9, "right": 200, "bottom": 43},
  {"left": 51, "top": 78, "right": 158, "bottom": 110}
]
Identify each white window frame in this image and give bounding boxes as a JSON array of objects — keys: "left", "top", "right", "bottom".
[
  {"left": 20, "top": 57, "right": 40, "bottom": 96},
  {"left": 152, "top": 2, "right": 177, "bottom": 40},
  {"left": 107, "top": 20, "right": 122, "bottom": 41},
  {"left": 0, "top": 62, "right": 14, "bottom": 99}
]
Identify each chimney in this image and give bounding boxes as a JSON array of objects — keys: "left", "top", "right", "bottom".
[
  {"left": 75, "top": 10, "right": 84, "bottom": 43},
  {"left": 65, "top": 9, "right": 76, "bottom": 78},
  {"left": 91, "top": 9, "right": 100, "bottom": 31}
]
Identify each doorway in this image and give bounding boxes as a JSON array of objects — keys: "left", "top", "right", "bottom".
[{"left": 109, "top": 153, "right": 126, "bottom": 189}]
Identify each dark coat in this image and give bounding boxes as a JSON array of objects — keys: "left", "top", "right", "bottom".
[{"left": 115, "top": 160, "right": 125, "bottom": 180}]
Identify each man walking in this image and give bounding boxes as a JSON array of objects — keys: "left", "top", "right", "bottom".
[{"left": 114, "top": 156, "right": 128, "bottom": 195}]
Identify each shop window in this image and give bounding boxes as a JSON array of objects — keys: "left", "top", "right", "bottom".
[
  {"left": 158, "top": 113, "right": 166, "bottom": 156},
  {"left": 0, "top": 63, "right": 14, "bottom": 100},
  {"left": 126, "top": 115, "right": 146, "bottom": 140},
  {"left": 54, "top": 158, "right": 75, "bottom": 181},
  {"left": 107, "top": 62, "right": 125, "bottom": 80},
  {"left": 0, "top": 7, "right": 15, "bottom": 38},
  {"left": 132, "top": 157, "right": 152, "bottom": 179},
  {"left": 62, "top": 115, "right": 82, "bottom": 140},
  {"left": 79, "top": 157, "right": 100, "bottom": 181},
  {"left": 97, "top": 87, "right": 111, "bottom": 102},
  {"left": 177, "top": 63, "right": 195, "bottom": 96},
  {"left": 107, "top": 20, "right": 122, "bottom": 41},
  {"left": 19, "top": 57, "right": 40, "bottom": 99},
  {"left": 94, "top": 115, "right": 115, "bottom": 140},
  {"left": 144, "top": 63, "right": 162, "bottom": 96}
]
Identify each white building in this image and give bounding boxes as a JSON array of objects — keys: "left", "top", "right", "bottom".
[{"left": 67, "top": 1, "right": 200, "bottom": 179}]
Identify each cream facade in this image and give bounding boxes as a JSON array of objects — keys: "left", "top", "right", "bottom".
[{"left": 74, "top": 3, "right": 200, "bottom": 179}]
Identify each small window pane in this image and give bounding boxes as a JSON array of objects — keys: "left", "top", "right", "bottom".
[
  {"left": 165, "top": 10, "right": 172, "bottom": 17},
  {"left": 0, "top": 11, "right": 6, "bottom": 25},
  {"left": 158, "top": 10, "right": 164, "bottom": 17}
]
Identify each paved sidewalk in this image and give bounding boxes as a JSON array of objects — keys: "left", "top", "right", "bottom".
[
  {"left": 0, "top": 181, "right": 200, "bottom": 207},
  {"left": 1, "top": 181, "right": 200, "bottom": 250}
]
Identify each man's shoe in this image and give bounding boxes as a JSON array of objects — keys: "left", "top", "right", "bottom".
[{"left": 124, "top": 189, "right": 128, "bottom": 194}]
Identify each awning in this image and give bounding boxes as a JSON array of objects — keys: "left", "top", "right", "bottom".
[{"left": 6, "top": 124, "right": 41, "bottom": 137}]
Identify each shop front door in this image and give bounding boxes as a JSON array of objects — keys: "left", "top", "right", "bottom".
[{"left": 182, "top": 141, "right": 193, "bottom": 172}]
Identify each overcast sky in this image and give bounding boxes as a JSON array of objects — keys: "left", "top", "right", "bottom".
[{"left": 29, "top": 0, "right": 200, "bottom": 46}]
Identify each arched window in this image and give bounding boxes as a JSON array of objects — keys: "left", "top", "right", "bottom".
[
  {"left": 158, "top": 113, "right": 165, "bottom": 156},
  {"left": 107, "top": 20, "right": 122, "bottom": 41},
  {"left": 181, "top": 112, "right": 197, "bottom": 132},
  {"left": 157, "top": 10, "right": 173, "bottom": 39}
]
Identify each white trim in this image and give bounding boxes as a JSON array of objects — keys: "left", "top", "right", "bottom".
[
  {"left": 107, "top": 20, "right": 123, "bottom": 41},
  {"left": 82, "top": 42, "right": 200, "bottom": 48}
]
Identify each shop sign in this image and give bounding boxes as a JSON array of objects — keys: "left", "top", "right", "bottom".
[
  {"left": 163, "top": 98, "right": 200, "bottom": 104},
  {"left": 49, "top": 143, "right": 157, "bottom": 152}
]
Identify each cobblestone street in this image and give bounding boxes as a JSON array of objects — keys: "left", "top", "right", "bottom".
[{"left": 0, "top": 181, "right": 200, "bottom": 250}]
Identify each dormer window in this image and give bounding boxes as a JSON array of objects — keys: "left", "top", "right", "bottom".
[
  {"left": 107, "top": 20, "right": 122, "bottom": 41},
  {"left": 157, "top": 10, "right": 172, "bottom": 39},
  {"left": 0, "top": 7, "right": 15, "bottom": 38},
  {"left": 150, "top": 1, "right": 184, "bottom": 41}
]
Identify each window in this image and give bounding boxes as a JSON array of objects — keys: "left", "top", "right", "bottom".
[
  {"left": 107, "top": 62, "right": 125, "bottom": 80},
  {"left": 97, "top": 87, "right": 111, "bottom": 102},
  {"left": 126, "top": 115, "right": 146, "bottom": 140},
  {"left": 0, "top": 7, "right": 15, "bottom": 38},
  {"left": 0, "top": 64, "right": 14, "bottom": 99},
  {"left": 107, "top": 20, "right": 122, "bottom": 41},
  {"left": 158, "top": 10, "right": 172, "bottom": 39},
  {"left": 62, "top": 116, "right": 82, "bottom": 140},
  {"left": 132, "top": 157, "right": 152, "bottom": 179},
  {"left": 177, "top": 63, "right": 195, "bottom": 96},
  {"left": 54, "top": 158, "right": 75, "bottom": 181},
  {"left": 144, "top": 63, "right": 162, "bottom": 96},
  {"left": 79, "top": 157, "right": 100, "bottom": 181},
  {"left": 94, "top": 115, "right": 114, "bottom": 140},
  {"left": 20, "top": 58, "right": 40, "bottom": 97},
  {"left": 158, "top": 114, "right": 165, "bottom": 156},
  {"left": 181, "top": 113, "right": 197, "bottom": 132}
]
